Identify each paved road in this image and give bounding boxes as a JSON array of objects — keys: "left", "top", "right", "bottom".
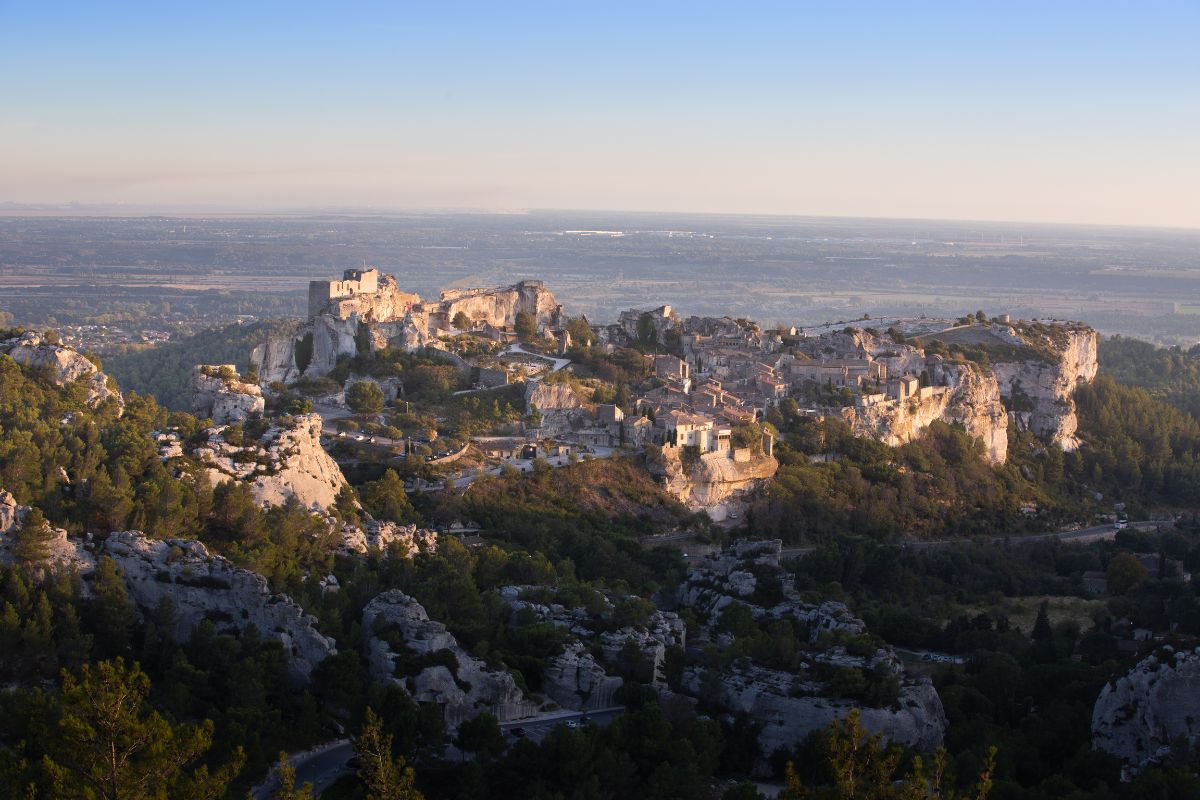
[
  {"left": 252, "top": 739, "right": 353, "bottom": 799},
  {"left": 500, "top": 707, "right": 623, "bottom": 744},
  {"left": 254, "top": 707, "right": 625, "bottom": 797},
  {"left": 777, "top": 520, "right": 1164, "bottom": 560},
  {"left": 505, "top": 343, "right": 571, "bottom": 373}
]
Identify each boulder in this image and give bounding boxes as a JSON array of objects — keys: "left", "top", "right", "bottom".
[{"left": 103, "top": 531, "right": 335, "bottom": 683}]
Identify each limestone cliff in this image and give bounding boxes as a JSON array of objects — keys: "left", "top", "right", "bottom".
[
  {"left": 1, "top": 331, "right": 122, "bottom": 411},
  {"left": 363, "top": 590, "right": 529, "bottom": 725},
  {"left": 844, "top": 360, "right": 1008, "bottom": 464},
  {"left": 992, "top": 327, "right": 1098, "bottom": 450},
  {"left": 191, "top": 364, "right": 264, "bottom": 424},
  {"left": 187, "top": 414, "right": 350, "bottom": 512},
  {"left": 1092, "top": 647, "right": 1200, "bottom": 769},
  {"left": 103, "top": 531, "right": 335, "bottom": 683},
  {"left": 650, "top": 446, "right": 779, "bottom": 510}
]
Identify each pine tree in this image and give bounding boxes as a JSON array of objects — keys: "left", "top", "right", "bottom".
[
  {"left": 271, "top": 753, "right": 314, "bottom": 800},
  {"left": 353, "top": 708, "right": 423, "bottom": 800},
  {"left": 12, "top": 508, "right": 57, "bottom": 565},
  {"left": 42, "top": 658, "right": 243, "bottom": 800}
]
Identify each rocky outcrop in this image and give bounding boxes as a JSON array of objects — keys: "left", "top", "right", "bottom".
[
  {"left": 673, "top": 540, "right": 944, "bottom": 753},
  {"left": 191, "top": 365, "right": 264, "bottom": 424},
  {"left": 542, "top": 642, "right": 623, "bottom": 710},
  {"left": 363, "top": 590, "right": 529, "bottom": 725},
  {"left": 440, "top": 281, "right": 564, "bottom": 332},
  {"left": 599, "top": 609, "right": 687, "bottom": 687},
  {"left": 844, "top": 360, "right": 1008, "bottom": 464},
  {"left": 525, "top": 380, "right": 593, "bottom": 436},
  {"left": 650, "top": 447, "right": 779, "bottom": 511},
  {"left": 250, "top": 332, "right": 301, "bottom": 385},
  {"left": 1, "top": 331, "right": 122, "bottom": 411},
  {"left": 992, "top": 327, "right": 1098, "bottom": 451},
  {"left": 103, "top": 531, "right": 335, "bottom": 682},
  {"left": 685, "top": 663, "right": 946, "bottom": 755},
  {"left": 340, "top": 521, "right": 437, "bottom": 556},
  {"left": 189, "top": 414, "right": 350, "bottom": 512},
  {"left": 1092, "top": 647, "right": 1200, "bottom": 768},
  {"left": 0, "top": 489, "right": 93, "bottom": 571}
]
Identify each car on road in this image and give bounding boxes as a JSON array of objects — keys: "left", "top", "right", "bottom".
[
  {"left": 511, "top": 727, "right": 527, "bottom": 738},
  {"left": 566, "top": 720, "right": 578, "bottom": 728}
]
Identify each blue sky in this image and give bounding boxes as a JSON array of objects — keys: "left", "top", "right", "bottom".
[{"left": 2, "top": 1, "right": 1197, "bottom": 226}]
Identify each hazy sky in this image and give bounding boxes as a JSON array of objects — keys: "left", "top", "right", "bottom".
[{"left": 2, "top": 1, "right": 1198, "bottom": 227}]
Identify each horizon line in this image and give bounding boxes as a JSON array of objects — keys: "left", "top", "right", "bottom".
[{"left": 1, "top": 201, "right": 1198, "bottom": 235}]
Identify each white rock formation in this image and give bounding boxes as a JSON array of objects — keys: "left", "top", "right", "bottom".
[
  {"left": 651, "top": 447, "right": 779, "bottom": 510},
  {"left": 1092, "top": 647, "right": 1200, "bottom": 768},
  {"left": 993, "top": 327, "right": 1099, "bottom": 451},
  {"left": 843, "top": 360, "right": 1008, "bottom": 464},
  {"left": 1, "top": 331, "right": 122, "bottom": 410},
  {"left": 191, "top": 364, "right": 265, "bottom": 424},
  {"left": 103, "top": 531, "right": 335, "bottom": 682},
  {"left": 340, "top": 521, "right": 437, "bottom": 556},
  {"left": 363, "top": 590, "right": 529, "bottom": 724},
  {"left": 190, "top": 414, "right": 350, "bottom": 512}
]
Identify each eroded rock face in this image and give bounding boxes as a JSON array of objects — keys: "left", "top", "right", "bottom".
[
  {"left": 250, "top": 333, "right": 301, "bottom": 385},
  {"left": 844, "top": 360, "right": 1008, "bottom": 464},
  {"left": 191, "top": 365, "right": 265, "bottom": 424},
  {"left": 651, "top": 447, "right": 779, "bottom": 510},
  {"left": 1092, "top": 648, "right": 1200, "bottom": 768},
  {"left": 103, "top": 531, "right": 335, "bottom": 683},
  {"left": 340, "top": 521, "right": 437, "bottom": 556},
  {"left": 993, "top": 328, "right": 1098, "bottom": 451},
  {"left": 189, "top": 414, "right": 350, "bottom": 513},
  {"left": 525, "top": 381, "right": 592, "bottom": 437},
  {"left": 363, "top": 590, "right": 529, "bottom": 725},
  {"left": 1, "top": 331, "right": 122, "bottom": 411},
  {"left": 542, "top": 642, "right": 624, "bottom": 710}
]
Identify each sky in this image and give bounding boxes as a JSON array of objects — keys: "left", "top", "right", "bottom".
[{"left": 1, "top": 1, "right": 1198, "bottom": 227}]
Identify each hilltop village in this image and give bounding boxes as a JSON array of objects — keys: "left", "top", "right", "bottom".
[
  {"left": 243, "top": 267, "right": 1097, "bottom": 517},
  {"left": 8, "top": 265, "right": 1200, "bottom": 798}
]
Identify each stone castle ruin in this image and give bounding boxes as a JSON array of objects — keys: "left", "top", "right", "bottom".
[{"left": 253, "top": 268, "right": 564, "bottom": 384}]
